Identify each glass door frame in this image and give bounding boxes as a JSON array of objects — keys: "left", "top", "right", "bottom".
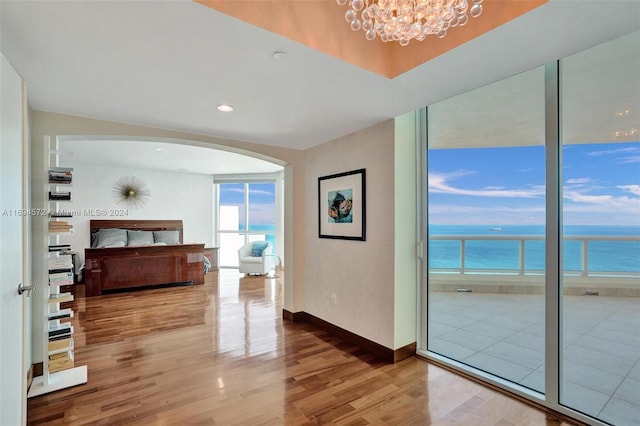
[
  {"left": 213, "top": 172, "right": 284, "bottom": 268},
  {"left": 417, "top": 61, "right": 604, "bottom": 426}
]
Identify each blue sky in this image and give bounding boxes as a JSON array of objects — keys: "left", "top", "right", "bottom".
[
  {"left": 219, "top": 142, "right": 639, "bottom": 228},
  {"left": 428, "top": 142, "right": 640, "bottom": 226},
  {"left": 219, "top": 183, "right": 276, "bottom": 226}
]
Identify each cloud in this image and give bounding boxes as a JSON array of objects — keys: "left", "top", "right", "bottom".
[
  {"left": 563, "top": 191, "right": 612, "bottom": 204},
  {"left": 565, "top": 178, "right": 591, "bottom": 184},
  {"left": 618, "top": 155, "right": 640, "bottom": 164},
  {"left": 588, "top": 147, "right": 639, "bottom": 157},
  {"left": 221, "top": 187, "right": 244, "bottom": 194},
  {"left": 618, "top": 185, "right": 640, "bottom": 196},
  {"left": 428, "top": 171, "right": 544, "bottom": 198},
  {"left": 564, "top": 190, "right": 640, "bottom": 214},
  {"left": 249, "top": 189, "right": 274, "bottom": 196},
  {"left": 428, "top": 203, "right": 546, "bottom": 225},
  {"left": 220, "top": 187, "right": 274, "bottom": 196}
]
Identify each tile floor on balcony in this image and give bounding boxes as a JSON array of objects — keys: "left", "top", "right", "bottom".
[{"left": 428, "top": 292, "right": 640, "bottom": 426}]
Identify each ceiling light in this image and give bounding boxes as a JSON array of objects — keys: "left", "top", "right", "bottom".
[
  {"left": 217, "top": 104, "right": 234, "bottom": 112},
  {"left": 154, "top": 147, "right": 163, "bottom": 151},
  {"left": 336, "top": 0, "right": 484, "bottom": 46},
  {"left": 272, "top": 51, "right": 287, "bottom": 61}
]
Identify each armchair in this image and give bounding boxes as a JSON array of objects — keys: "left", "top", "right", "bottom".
[{"left": 238, "top": 241, "right": 275, "bottom": 275}]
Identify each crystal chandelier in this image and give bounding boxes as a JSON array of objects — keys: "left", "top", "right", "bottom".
[{"left": 337, "top": 0, "right": 484, "bottom": 46}]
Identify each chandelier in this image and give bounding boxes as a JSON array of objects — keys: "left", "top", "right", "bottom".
[{"left": 337, "top": 0, "right": 484, "bottom": 46}]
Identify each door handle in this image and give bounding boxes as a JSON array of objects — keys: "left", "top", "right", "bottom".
[{"left": 18, "top": 283, "right": 36, "bottom": 296}]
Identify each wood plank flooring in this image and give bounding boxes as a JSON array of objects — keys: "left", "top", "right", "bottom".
[{"left": 28, "top": 270, "right": 579, "bottom": 425}]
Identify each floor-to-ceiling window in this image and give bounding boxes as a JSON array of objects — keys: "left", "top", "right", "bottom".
[
  {"left": 425, "top": 65, "right": 547, "bottom": 393},
  {"left": 216, "top": 179, "right": 279, "bottom": 268},
  {"left": 559, "top": 31, "right": 640, "bottom": 425},
  {"left": 421, "top": 30, "right": 639, "bottom": 425}
]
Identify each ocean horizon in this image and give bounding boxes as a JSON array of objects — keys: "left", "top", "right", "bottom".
[
  {"left": 429, "top": 224, "right": 640, "bottom": 273},
  {"left": 241, "top": 224, "right": 639, "bottom": 273}
]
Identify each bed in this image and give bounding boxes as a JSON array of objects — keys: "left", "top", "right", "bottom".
[{"left": 84, "top": 219, "right": 205, "bottom": 297}]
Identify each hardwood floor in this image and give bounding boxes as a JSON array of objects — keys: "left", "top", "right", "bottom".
[{"left": 28, "top": 270, "right": 579, "bottom": 425}]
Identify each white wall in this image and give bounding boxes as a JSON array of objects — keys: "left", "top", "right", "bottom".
[
  {"left": 55, "top": 162, "right": 214, "bottom": 264},
  {"left": 304, "top": 120, "right": 396, "bottom": 348},
  {"left": 393, "top": 112, "right": 418, "bottom": 349},
  {"left": 0, "top": 51, "right": 28, "bottom": 426}
]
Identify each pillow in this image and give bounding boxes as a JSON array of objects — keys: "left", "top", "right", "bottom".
[
  {"left": 153, "top": 230, "right": 180, "bottom": 245},
  {"left": 96, "top": 228, "right": 127, "bottom": 248},
  {"left": 127, "top": 230, "right": 154, "bottom": 247},
  {"left": 90, "top": 232, "right": 99, "bottom": 248},
  {"left": 104, "top": 241, "right": 126, "bottom": 248},
  {"left": 251, "top": 241, "right": 269, "bottom": 257}
]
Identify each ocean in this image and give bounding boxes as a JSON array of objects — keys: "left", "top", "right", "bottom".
[
  {"left": 242, "top": 224, "right": 639, "bottom": 273},
  {"left": 241, "top": 224, "right": 277, "bottom": 252},
  {"left": 428, "top": 225, "right": 640, "bottom": 273}
]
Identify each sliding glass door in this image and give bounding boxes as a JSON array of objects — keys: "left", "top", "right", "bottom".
[
  {"left": 559, "top": 31, "right": 640, "bottom": 424},
  {"left": 426, "top": 65, "right": 547, "bottom": 393},
  {"left": 421, "top": 30, "right": 639, "bottom": 425}
]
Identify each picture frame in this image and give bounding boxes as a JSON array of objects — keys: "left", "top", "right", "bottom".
[{"left": 318, "top": 168, "right": 366, "bottom": 241}]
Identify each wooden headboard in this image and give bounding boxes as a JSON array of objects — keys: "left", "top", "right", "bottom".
[{"left": 89, "top": 220, "right": 184, "bottom": 244}]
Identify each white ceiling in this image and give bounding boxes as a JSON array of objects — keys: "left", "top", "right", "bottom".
[
  {"left": 1, "top": 0, "right": 639, "bottom": 158},
  {"left": 56, "top": 138, "right": 284, "bottom": 175}
]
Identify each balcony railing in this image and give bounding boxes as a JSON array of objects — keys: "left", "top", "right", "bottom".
[{"left": 428, "top": 234, "right": 640, "bottom": 278}]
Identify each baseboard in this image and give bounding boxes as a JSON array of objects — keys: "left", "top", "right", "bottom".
[
  {"left": 282, "top": 309, "right": 415, "bottom": 363},
  {"left": 27, "top": 363, "right": 35, "bottom": 393},
  {"left": 33, "top": 362, "right": 43, "bottom": 378},
  {"left": 282, "top": 309, "right": 305, "bottom": 322}
]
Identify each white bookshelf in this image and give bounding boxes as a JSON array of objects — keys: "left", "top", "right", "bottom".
[{"left": 28, "top": 136, "right": 87, "bottom": 398}]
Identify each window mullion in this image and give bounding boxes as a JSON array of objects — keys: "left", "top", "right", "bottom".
[{"left": 544, "top": 60, "right": 561, "bottom": 407}]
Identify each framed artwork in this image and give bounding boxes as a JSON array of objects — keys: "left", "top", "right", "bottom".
[{"left": 318, "top": 168, "right": 366, "bottom": 241}]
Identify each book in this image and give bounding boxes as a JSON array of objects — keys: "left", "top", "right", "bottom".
[
  {"left": 49, "top": 228, "right": 73, "bottom": 233},
  {"left": 49, "top": 255, "right": 72, "bottom": 269},
  {"left": 49, "top": 223, "right": 72, "bottom": 228},
  {"left": 48, "top": 352, "right": 74, "bottom": 373},
  {"left": 49, "top": 167, "right": 73, "bottom": 172},
  {"left": 49, "top": 224, "right": 73, "bottom": 233},
  {"left": 49, "top": 274, "right": 73, "bottom": 282},
  {"left": 50, "top": 280, "right": 74, "bottom": 287},
  {"left": 49, "top": 220, "right": 71, "bottom": 227},
  {"left": 48, "top": 323, "right": 72, "bottom": 337},
  {"left": 48, "top": 309, "right": 72, "bottom": 320},
  {"left": 50, "top": 212, "right": 73, "bottom": 218},
  {"left": 48, "top": 191, "right": 71, "bottom": 201},
  {"left": 48, "top": 337, "right": 73, "bottom": 353},
  {"left": 49, "top": 292, "right": 73, "bottom": 303},
  {"left": 48, "top": 330, "right": 72, "bottom": 341},
  {"left": 48, "top": 268, "right": 73, "bottom": 275},
  {"left": 49, "top": 332, "right": 74, "bottom": 342},
  {"left": 49, "top": 244, "right": 71, "bottom": 252},
  {"left": 48, "top": 177, "right": 72, "bottom": 184},
  {"left": 48, "top": 262, "right": 73, "bottom": 270},
  {"left": 49, "top": 265, "right": 73, "bottom": 271}
]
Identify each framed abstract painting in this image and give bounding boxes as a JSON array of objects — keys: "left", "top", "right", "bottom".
[{"left": 318, "top": 168, "right": 366, "bottom": 241}]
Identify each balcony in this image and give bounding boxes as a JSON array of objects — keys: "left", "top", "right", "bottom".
[
  {"left": 429, "top": 234, "right": 640, "bottom": 297},
  {"left": 427, "top": 234, "right": 640, "bottom": 424}
]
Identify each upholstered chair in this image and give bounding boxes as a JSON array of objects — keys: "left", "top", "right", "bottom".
[{"left": 238, "top": 241, "right": 274, "bottom": 275}]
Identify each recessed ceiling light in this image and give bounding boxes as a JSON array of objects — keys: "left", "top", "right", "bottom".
[
  {"left": 272, "top": 51, "right": 287, "bottom": 62},
  {"left": 217, "top": 104, "right": 234, "bottom": 112},
  {"left": 154, "top": 148, "right": 163, "bottom": 151}
]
